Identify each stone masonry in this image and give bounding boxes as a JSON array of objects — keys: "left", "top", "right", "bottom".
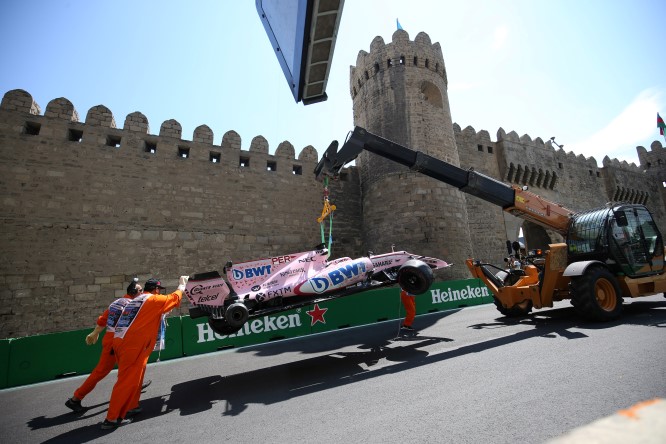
[{"left": 0, "top": 30, "right": 664, "bottom": 338}]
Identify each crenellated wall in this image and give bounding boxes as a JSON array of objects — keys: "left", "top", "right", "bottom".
[
  {"left": 0, "top": 89, "right": 362, "bottom": 338},
  {"left": 455, "top": 124, "right": 513, "bottom": 264},
  {"left": 454, "top": 119, "right": 665, "bottom": 255}
]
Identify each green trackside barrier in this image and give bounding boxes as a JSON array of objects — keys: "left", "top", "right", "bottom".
[
  {"left": 181, "top": 307, "right": 311, "bottom": 355},
  {"left": 308, "top": 278, "right": 492, "bottom": 334},
  {"left": 148, "top": 316, "right": 183, "bottom": 363},
  {"left": 309, "top": 287, "right": 401, "bottom": 334},
  {"left": 181, "top": 278, "right": 494, "bottom": 352},
  {"left": 181, "top": 289, "right": 404, "bottom": 354},
  {"left": 420, "top": 278, "right": 494, "bottom": 313},
  {"left": 6, "top": 319, "right": 183, "bottom": 389},
  {"left": 0, "top": 339, "right": 10, "bottom": 389},
  {"left": 3, "top": 279, "right": 493, "bottom": 388},
  {"left": 8, "top": 329, "right": 104, "bottom": 388}
]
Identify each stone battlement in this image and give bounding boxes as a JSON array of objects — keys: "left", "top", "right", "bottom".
[
  {"left": 0, "top": 89, "right": 318, "bottom": 165},
  {"left": 350, "top": 30, "right": 447, "bottom": 98}
]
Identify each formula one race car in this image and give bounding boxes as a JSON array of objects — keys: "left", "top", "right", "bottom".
[{"left": 185, "top": 245, "right": 450, "bottom": 335}]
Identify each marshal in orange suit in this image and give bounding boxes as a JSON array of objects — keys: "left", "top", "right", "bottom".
[{"left": 101, "top": 275, "right": 188, "bottom": 430}]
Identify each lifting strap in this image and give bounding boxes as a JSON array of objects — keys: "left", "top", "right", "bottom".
[{"left": 317, "top": 177, "right": 336, "bottom": 258}]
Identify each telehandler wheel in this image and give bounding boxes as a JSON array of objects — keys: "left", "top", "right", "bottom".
[
  {"left": 492, "top": 297, "right": 533, "bottom": 317},
  {"left": 569, "top": 265, "right": 623, "bottom": 321},
  {"left": 398, "top": 260, "right": 434, "bottom": 295},
  {"left": 208, "top": 317, "right": 243, "bottom": 335}
]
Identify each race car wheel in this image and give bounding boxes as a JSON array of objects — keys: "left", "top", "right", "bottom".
[
  {"left": 397, "top": 260, "right": 434, "bottom": 295},
  {"left": 208, "top": 317, "right": 242, "bottom": 336},
  {"left": 224, "top": 302, "right": 249, "bottom": 327}
]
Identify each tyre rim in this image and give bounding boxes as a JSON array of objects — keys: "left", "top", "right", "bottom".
[{"left": 595, "top": 278, "right": 616, "bottom": 311}]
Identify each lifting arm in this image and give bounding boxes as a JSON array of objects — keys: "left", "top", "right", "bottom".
[{"left": 314, "top": 126, "right": 573, "bottom": 235}]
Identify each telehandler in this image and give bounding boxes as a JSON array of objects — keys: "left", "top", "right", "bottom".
[{"left": 315, "top": 126, "right": 666, "bottom": 321}]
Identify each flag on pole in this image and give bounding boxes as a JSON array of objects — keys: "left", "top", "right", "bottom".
[
  {"left": 396, "top": 18, "right": 403, "bottom": 30},
  {"left": 658, "top": 112, "right": 665, "bottom": 136}
]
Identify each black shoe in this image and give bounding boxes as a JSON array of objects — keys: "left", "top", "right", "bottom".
[
  {"left": 125, "top": 407, "right": 143, "bottom": 418},
  {"left": 141, "top": 379, "right": 152, "bottom": 390},
  {"left": 65, "top": 398, "right": 84, "bottom": 413},
  {"left": 101, "top": 418, "right": 132, "bottom": 430}
]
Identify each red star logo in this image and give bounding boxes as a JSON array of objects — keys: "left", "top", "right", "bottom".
[{"left": 306, "top": 303, "right": 328, "bottom": 326}]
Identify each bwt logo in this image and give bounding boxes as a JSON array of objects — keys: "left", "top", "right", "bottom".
[
  {"left": 328, "top": 262, "right": 366, "bottom": 285},
  {"left": 309, "top": 277, "right": 330, "bottom": 293},
  {"left": 232, "top": 265, "right": 272, "bottom": 280},
  {"left": 309, "top": 262, "right": 367, "bottom": 293}
]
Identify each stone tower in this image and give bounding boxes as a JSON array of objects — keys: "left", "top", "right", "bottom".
[{"left": 350, "top": 30, "right": 473, "bottom": 279}]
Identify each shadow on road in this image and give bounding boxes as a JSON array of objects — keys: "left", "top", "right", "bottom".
[
  {"left": 469, "top": 299, "right": 666, "bottom": 333},
  {"left": 36, "top": 299, "right": 665, "bottom": 442}
]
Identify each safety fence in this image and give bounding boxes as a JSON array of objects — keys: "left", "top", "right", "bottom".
[{"left": 0, "top": 279, "right": 492, "bottom": 389}]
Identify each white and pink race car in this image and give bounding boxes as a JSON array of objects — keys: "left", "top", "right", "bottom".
[{"left": 185, "top": 245, "right": 450, "bottom": 335}]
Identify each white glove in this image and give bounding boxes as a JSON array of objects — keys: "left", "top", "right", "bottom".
[
  {"left": 178, "top": 275, "right": 189, "bottom": 291},
  {"left": 85, "top": 332, "right": 99, "bottom": 345}
]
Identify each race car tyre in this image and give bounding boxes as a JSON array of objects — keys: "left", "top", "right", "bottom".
[
  {"left": 397, "top": 260, "right": 434, "bottom": 295},
  {"left": 208, "top": 317, "right": 242, "bottom": 335},
  {"left": 225, "top": 302, "right": 249, "bottom": 327},
  {"left": 569, "top": 264, "right": 623, "bottom": 321}
]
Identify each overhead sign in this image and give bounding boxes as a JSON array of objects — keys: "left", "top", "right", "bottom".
[{"left": 256, "top": 0, "right": 344, "bottom": 104}]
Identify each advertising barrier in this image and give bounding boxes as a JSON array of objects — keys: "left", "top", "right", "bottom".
[
  {"left": 2, "top": 279, "right": 492, "bottom": 389},
  {"left": 8, "top": 330, "right": 102, "bottom": 388},
  {"left": 0, "top": 339, "right": 10, "bottom": 390},
  {"left": 182, "top": 279, "right": 491, "bottom": 354}
]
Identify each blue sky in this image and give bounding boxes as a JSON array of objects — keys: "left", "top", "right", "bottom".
[{"left": 1, "top": 0, "right": 664, "bottom": 167}]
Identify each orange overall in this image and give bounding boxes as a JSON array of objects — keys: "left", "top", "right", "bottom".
[
  {"left": 73, "top": 294, "right": 131, "bottom": 400},
  {"left": 105, "top": 290, "right": 182, "bottom": 422},
  {"left": 400, "top": 289, "right": 416, "bottom": 327}
]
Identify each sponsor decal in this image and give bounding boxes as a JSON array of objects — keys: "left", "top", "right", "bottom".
[
  {"left": 272, "top": 255, "right": 296, "bottom": 265},
  {"left": 299, "top": 257, "right": 315, "bottom": 263},
  {"left": 197, "top": 293, "right": 220, "bottom": 303},
  {"left": 267, "top": 286, "right": 291, "bottom": 298},
  {"left": 430, "top": 285, "right": 490, "bottom": 303},
  {"left": 189, "top": 282, "right": 228, "bottom": 295},
  {"left": 187, "top": 281, "right": 229, "bottom": 305},
  {"left": 306, "top": 303, "right": 328, "bottom": 326},
  {"left": 196, "top": 313, "right": 302, "bottom": 342},
  {"left": 279, "top": 267, "right": 306, "bottom": 278},
  {"left": 303, "top": 261, "right": 368, "bottom": 294},
  {"left": 251, "top": 285, "right": 261, "bottom": 292},
  {"left": 263, "top": 279, "right": 278, "bottom": 288},
  {"left": 309, "top": 277, "right": 330, "bottom": 293},
  {"left": 232, "top": 265, "right": 272, "bottom": 280},
  {"left": 372, "top": 260, "right": 394, "bottom": 268},
  {"left": 327, "top": 262, "right": 366, "bottom": 285}
]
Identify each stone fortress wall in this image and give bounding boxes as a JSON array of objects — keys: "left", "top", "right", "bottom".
[
  {"left": 1, "top": 30, "right": 664, "bottom": 338},
  {"left": 0, "top": 89, "right": 362, "bottom": 338}
]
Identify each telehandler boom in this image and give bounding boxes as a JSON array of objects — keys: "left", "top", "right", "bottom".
[{"left": 315, "top": 126, "right": 666, "bottom": 321}]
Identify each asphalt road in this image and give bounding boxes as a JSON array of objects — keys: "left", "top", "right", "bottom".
[{"left": 2, "top": 294, "right": 665, "bottom": 444}]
